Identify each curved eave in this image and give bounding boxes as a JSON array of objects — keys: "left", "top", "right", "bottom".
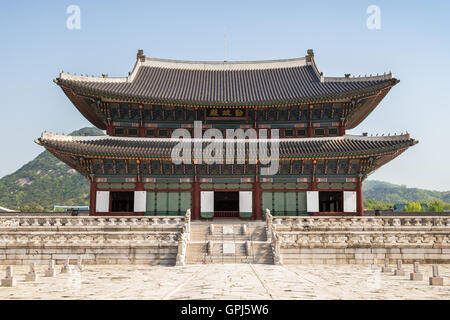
[
  {"left": 346, "top": 80, "right": 399, "bottom": 129},
  {"left": 36, "top": 133, "right": 418, "bottom": 163}
]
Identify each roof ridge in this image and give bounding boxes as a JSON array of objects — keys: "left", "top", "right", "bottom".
[{"left": 38, "top": 132, "right": 413, "bottom": 143}]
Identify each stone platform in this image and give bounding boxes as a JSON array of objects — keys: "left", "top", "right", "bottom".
[{"left": 0, "top": 264, "right": 448, "bottom": 300}]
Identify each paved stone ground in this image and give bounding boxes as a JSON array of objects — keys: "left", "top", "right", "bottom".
[{"left": 0, "top": 264, "right": 449, "bottom": 299}]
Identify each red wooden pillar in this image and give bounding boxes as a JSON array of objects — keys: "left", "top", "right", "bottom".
[
  {"left": 89, "top": 176, "right": 96, "bottom": 216},
  {"left": 338, "top": 119, "right": 346, "bottom": 136},
  {"left": 192, "top": 180, "right": 200, "bottom": 220},
  {"left": 356, "top": 178, "right": 364, "bottom": 216},
  {"left": 106, "top": 124, "right": 113, "bottom": 136},
  {"left": 307, "top": 121, "right": 313, "bottom": 137},
  {"left": 253, "top": 179, "right": 262, "bottom": 220}
]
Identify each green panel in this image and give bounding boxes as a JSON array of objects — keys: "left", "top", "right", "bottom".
[
  {"left": 262, "top": 192, "right": 273, "bottom": 217},
  {"left": 179, "top": 192, "right": 192, "bottom": 213},
  {"left": 97, "top": 183, "right": 110, "bottom": 190},
  {"left": 156, "top": 192, "right": 168, "bottom": 215},
  {"left": 226, "top": 184, "right": 240, "bottom": 189},
  {"left": 239, "top": 211, "right": 252, "bottom": 218},
  {"left": 122, "top": 183, "right": 136, "bottom": 189},
  {"left": 201, "top": 212, "right": 214, "bottom": 218},
  {"left": 273, "top": 192, "right": 285, "bottom": 216},
  {"left": 156, "top": 183, "right": 168, "bottom": 189},
  {"left": 168, "top": 183, "right": 180, "bottom": 189},
  {"left": 330, "top": 183, "right": 344, "bottom": 190},
  {"left": 285, "top": 192, "right": 297, "bottom": 215},
  {"left": 297, "top": 192, "right": 307, "bottom": 213},
  {"left": 317, "top": 183, "right": 330, "bottom": 189},
  {"left": 168, "top": 192, "right": 180, "bottom": 215},
  {"left": 179, "top": 183, "right": 192, "bottom": 189},
  {"left": 296, "top": 183, "right": 309, "bottom": 189},
  {"left": 345, "top": 183, "right": 356, "bottom": 189},
  {"left": 145, "top": 192, "right": 156, "bottom": 216},
  {"left": 261, "top": 183, "right": 273, "bottom": 189},
  {"left": 110, "top": 183, "right": 123, "bottom": 189},
  {"left": 200, "top": 183, "right": 213, "bottom": 189},
  {"left": 213, "top": 183, "right": 227, "bottom": 190},
  {"left": 239, "top": 183, "right": 253, "bottom": 189},
  {"left": 273, "top": 183, "right": 285, "bottom": 189},
  {"left": 144, "top": 183, "right": 156, "bottom": 190},
  {"left": 285, "top": 183, "right": 296, "bottom": 189}
]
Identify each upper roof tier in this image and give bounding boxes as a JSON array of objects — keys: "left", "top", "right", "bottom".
[{"left": 55, "top": 49, "right": 398, "bottom": 107}]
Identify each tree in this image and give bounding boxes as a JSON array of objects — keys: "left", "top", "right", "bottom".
[
  {"left": 428, "top": 200, "right": 444, "bottom": 212},
  {"left": 403, "top": 201, "right": 422, "bottom": 212}
]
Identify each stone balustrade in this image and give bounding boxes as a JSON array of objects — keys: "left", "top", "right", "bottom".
[
  {"left": 0, "top": 216, "right": 185, "bottom": 230},
  {"left": 272, "top": 216, "right": 450, "bottom": 232},
  {"left": 0, "top": 215, "right": 186, "bottom": 266},
  {"left": 269, "top": 216, "right": 450, "bottom": 264}
]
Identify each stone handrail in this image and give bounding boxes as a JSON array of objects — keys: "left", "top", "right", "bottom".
[
  {"left": 175, "top": 209, "right": 191, "bottom": 266},
  {"left": 0, "top": 215, "right": 186, "bottom": 229},
  {"left": 271, "top": 216, "right": 450, "bottom": 231},
  {"left": 265, "top": 209, "right": 282, "bottom": 265}
]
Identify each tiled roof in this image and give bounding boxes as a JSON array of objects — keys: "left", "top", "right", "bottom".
[
  {"left": 55, "top": 51, "right": 397, "bottom": 106},
  {"left": 37, "top": 133, "right": 417, "bottom": 160}
]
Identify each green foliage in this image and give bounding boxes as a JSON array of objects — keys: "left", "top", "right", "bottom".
[
  {"left": 428, "top": 200, "right": 444, "bottom": 212},
  {"left": 0, "top": 127, "right": 104, "bottom": 211},
  {"left": 364, "top": 180, "right": 450, "bottom": 211},
  {"left": 403, "top": 201, "right": 423, "bottom": 212},
  {"left": 363, "top": 198, "right": 393, "bottom": 210},
  {"left": 363, "top": 180, "right": 450, "bottom": 204}
]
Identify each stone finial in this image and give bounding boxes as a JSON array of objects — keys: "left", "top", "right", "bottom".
[
  {"left": 6, "top": 266, "right": 13, "bottom": 278},
  {"left": 382, "top": 258, "right": 392, "bottom": 273},
  {"left": 345, "top": 73, "right": 351, "bottom": 78},
  {"left": 137, "top": 49, "right": 145, "bottom": 62},
  {"left": 394, "top": 260, "right": 405, "bottom": 276},
  {"left": 432, "top": 265, "right": 439, "bottom": 277},
  {"left": 25, "top": 262, "right": 38, "bottom": 281},
  {"left": 429, "top": 265, "right": 444, "bottom": 286},
  {"left": 77, "top": 257, "right": 83, "bottom": 271},
  {"left": 102, "top": 74, "right": 108, "bottom": 78},
  {"left": 410, "top": 261, "right": 423, "bottom": 281},
  {"left": 61, "top": 257, "right": 72, "bottom": 274},
  {"left": 2, "top": 266, "right": 16, "bottom": 286},
  {"left": 45, "top": 260, "right": 56, "bottom": 277},
  {"left": 306, "top": 49, "right": 314, "bottom": 62}
]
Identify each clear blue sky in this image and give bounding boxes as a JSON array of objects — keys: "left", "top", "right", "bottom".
[{"left": 0, "top": 0, "right": 449, "bottom": 191}]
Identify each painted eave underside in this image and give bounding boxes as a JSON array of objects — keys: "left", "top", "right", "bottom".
[{"left": 36, "top": 133, "right": 417, "bottom": 165}]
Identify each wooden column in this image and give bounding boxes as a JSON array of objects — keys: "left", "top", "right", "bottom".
[
  {"left": 338, "top": 119, "right": 346, "bottom": 136},
  {"left": 253, "top": 178, "right": 262, "bottom": 220},
  {"left": 89, "top": 175, "right": 96, "bottom": 216},
  {"left": 356, "top": 178, "right": 364, "bottom": 216},
  {"left": 192, "top": 180, "right": 200, "bottom": 220}
]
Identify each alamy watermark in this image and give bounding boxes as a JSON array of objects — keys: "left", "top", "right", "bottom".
[
  {"left": 170, "top": 121, "right": 280, "bottom": 175},
  {"left": 66, "top": 5, "right": 81, "bottom": 30},
  {"left": 366, "top": 5, "right": 381, "bottom": 30}
]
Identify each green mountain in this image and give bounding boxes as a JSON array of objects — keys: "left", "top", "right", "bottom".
[
  {"left": 0, "top": 127, "right": 448, "bottom": 212},
  {"left": 0, "top": 127, "right": 104, "bottom": 211},
  {"left": 363, "top": 180, "right": 450, "bottom": 204}
]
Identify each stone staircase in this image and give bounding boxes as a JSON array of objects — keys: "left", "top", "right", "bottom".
[{"left": 185, "top": 221, "right": 274, "bottom": 264}]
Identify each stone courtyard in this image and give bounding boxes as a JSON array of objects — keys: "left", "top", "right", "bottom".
[{"left": 0, "top": 264, "right": 448, "bottom": 300}]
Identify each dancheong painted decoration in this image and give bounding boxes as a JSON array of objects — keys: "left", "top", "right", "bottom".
[{"left": 36, "top": 49, "right": 417, "bottom": 219}]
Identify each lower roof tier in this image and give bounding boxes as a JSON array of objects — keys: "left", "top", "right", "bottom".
[{"left": 36, "top": 133, "right": 417, "bottom": 178}]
